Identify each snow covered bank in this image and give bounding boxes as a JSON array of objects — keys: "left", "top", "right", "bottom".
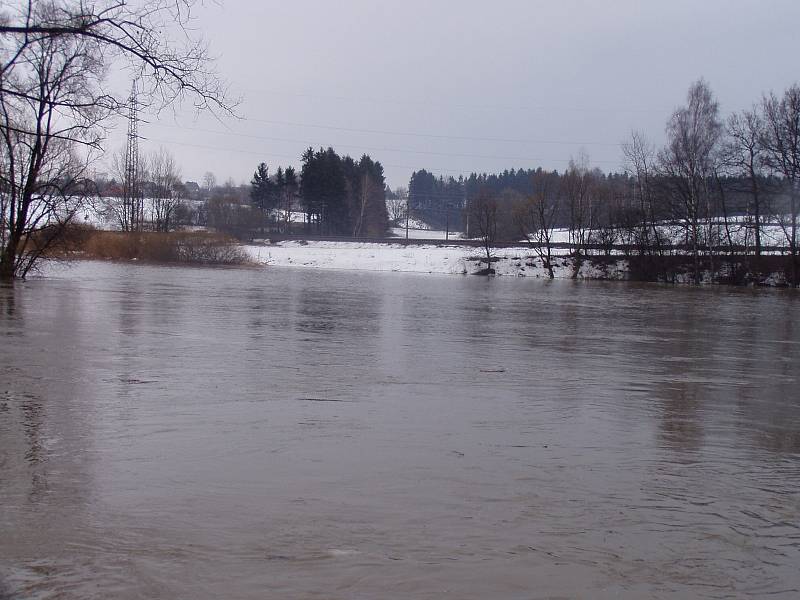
[
  {"left": 243, "top": 240, "right": 623, "bottom": 280},
  {"left": 242, "top": 240, "right": 796, "bottom": 285}
]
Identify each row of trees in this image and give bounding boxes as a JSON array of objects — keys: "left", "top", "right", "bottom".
[
  {"left": 652, "top": 80, "right": 799, "bottom": 284},
  {"left": 407, "top": 170, "right": 465, "bottom": 230},
  {"left": 251, "top": 163, "right": 297, "bottom": 233},
  {"left": 410, "top": 80, "right": 799, "bottom": 285},
  {"left": 244, "top": 148, "right": 390, "bottom": 237},
  {"left": 102, "top": 148, "right": 186, "bottom": 232},
  {"left": 299, "top": 147, "right": 389, "bottom": 237},
  {"left": 196, "top": 148, "right": 391, "bottom": 239}
]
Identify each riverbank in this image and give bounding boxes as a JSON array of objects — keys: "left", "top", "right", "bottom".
[
  {"left": 56, "top": 228, "right": 794, "bottom": 286},
  {"left": 244, "top": 240, "right": 794, "bottom": 286},
  {"left": 244, "top": 240, "right": 604, "bottom": 278}
]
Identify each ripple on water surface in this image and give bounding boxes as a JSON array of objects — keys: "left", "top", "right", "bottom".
[{"left": 0, "top": 262, "right": 798, "bottom": 599}]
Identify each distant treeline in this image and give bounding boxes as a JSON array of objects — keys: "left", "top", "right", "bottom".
[
  {"left": 409, "top": 167, "right": 787, "bottom": 235},
  {"left": 408, "top": 80, "right": 800, "bottom": 286}
]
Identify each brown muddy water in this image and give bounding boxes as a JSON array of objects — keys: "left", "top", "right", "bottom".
[{"left": 1, "top": 261, "right": 799, "bottom": 599}]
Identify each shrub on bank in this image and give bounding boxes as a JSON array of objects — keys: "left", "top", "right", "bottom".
[
  {"left": 625, "top": 253, "right": 795, "bottom": 286},
  {"left": 73, "top": 229, "right": 252, "bottom": 266}
]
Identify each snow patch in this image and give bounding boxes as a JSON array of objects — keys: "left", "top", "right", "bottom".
[{"left": 244, "top": 241, "right": 621, "bottom": 280}]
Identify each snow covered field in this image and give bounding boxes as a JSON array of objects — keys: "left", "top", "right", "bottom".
[
  {"left": 77, "top": 198, "right": 206, "bottom": 230},
  {"left": 243, "top": 240, "right": 621, "bottom": 280}
]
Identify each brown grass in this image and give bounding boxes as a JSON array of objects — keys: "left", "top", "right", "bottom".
[{"left": 65, "top": 227, "right": 253, "bottom": 266}]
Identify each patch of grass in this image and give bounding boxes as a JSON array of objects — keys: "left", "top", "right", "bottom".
[{"left": 72, "top": 229, "right": 253, "bottom": 266}]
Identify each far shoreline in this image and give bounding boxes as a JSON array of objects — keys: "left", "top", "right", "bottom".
[
  {"left": 243, "top": 239, "right": 795, "bottom": 288},
  {"left": 45, "top": 228, "right": 797, "bottom": 288}
]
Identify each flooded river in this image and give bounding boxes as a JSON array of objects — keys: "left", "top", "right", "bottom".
[{"left": 1, "top": 262, "right": 799, "bottom": 599}]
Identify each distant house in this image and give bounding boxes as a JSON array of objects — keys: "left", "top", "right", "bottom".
[{"left": 184, "top": 181, "right": 201, "bottom": 199}]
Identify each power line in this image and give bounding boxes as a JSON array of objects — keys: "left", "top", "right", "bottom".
[
  {"left": 146, "top": 136, "right": 627, "bottom": 178},
  {"left": 145, "top": 137, "right": 299, "bottom": 161},
  {"left": 239, "top": 87, "right": 669, "bottom": 115},
  {"left": 237, "top": 117, "right": 621, "bottom": 147},
  {"left": 147, "top": 123, "right": 624, "bottom": 165}
]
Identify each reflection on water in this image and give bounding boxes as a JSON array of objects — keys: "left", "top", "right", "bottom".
[{"left": 0, "top": 262, "right": 798, "bottom": 599}]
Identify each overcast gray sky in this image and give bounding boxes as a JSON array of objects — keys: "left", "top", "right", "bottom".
[{"left": 123, "top": 0, "right": 800, "bottom": 188}]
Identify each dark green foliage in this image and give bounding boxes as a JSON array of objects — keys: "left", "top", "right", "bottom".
[
  {"left": 300, "top": 147, "right": 348, "bottom": 234},
  {"left": 284, "top": 166, "right": 298, "bottom": 191},
  {"left": 250, "top": 163, "right": 275, "bottom": 213},
  {"left": 299, "top": 147, "right": 388, "bottom": 236},
  {"left": 350, "top": 154, "right": 390, "bottom": 237},
  {"left": 408, "top": 170, "right": 464, "bottom": 230}
]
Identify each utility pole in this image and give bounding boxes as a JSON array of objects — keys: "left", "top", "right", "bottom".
[
  {"left": 405, "top": 191, "right": 409, "bottom": 240},
  {"left": 464, "top": 183, "right": 469, "bottom": 238},
  {"left": 122, "top": 81, "right": 141, "bottom": 231}
]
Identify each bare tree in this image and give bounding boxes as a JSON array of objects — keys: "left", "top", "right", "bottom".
[
  {"left": 207, "top": 188, "right": 254, "bottom": 240},
  {"left": 149, "top": 147, "right": 182, "bottom": 232},
  {"left": 517, "top": 170, "right": 560, "bottom": 278},
  {"left": 761, "top": 85, "right": 800, "bottom": 286},
  {"left": 353, "top": 171, "right": 377, "bottom": 238},
  {"left": 386, "top": 194, "right": 407, "bottom": 225},
  {"left": 659, "top": 79, "right": 722, "bottom": 284},
  {"left": 622, "top": 131, "right": 665, "bottom": 256},
  {"left": 280, "top": 166, "right": 298, "bottom": 234},
  {"left": 0, "top": 0, "right": 233, "bottom": 280},
  {"left": 563, "top": 151, "right": 597, "bottom": 277},
  {"left": 202, "top": 171, "right": 216, "bottom": 196},
  {"left": 0, "top": 11, "right": 104, "bottom": 279},
  {"left": 468, "top": 187, "right": 498, "bottom": 274},
  {"left": 0, "top": 1, "right": 229, "bottom": 113},
  {"left": 103, "top": 145, "right": 145, "bottom": 231},
  {"left": 588, "top": 177, "right": 620, "bottom": 257},
  {"left": 725, "top": 109, "right": 766, "bottom": 256}
]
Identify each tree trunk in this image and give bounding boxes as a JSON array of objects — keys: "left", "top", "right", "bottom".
[
  {"left": 0, "top": 233, "right": 21, "bottom": 281},
  {"left": 572, "top": 249, "right": 582, "bottom": 279},
  {"left": 792, "top": 188, "right": 798, "bottom": 287},
  {"left": 717, "top": 176, "right": 734, "bottom": 254},
  {"left": 691, "top": 216, "right": 700, "bottom": 285},
  {"left": 751, "top": 172, "right": 762, "bottom": 257}
]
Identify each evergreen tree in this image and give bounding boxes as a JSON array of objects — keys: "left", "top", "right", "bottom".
[
  {"left": 284, "top": 166, "right": 297, "bottom": 191},
  {"left": 350, "top": 155, "right": 389, "bottom": 237},
  {"left": 300, "top": 147, "right": 348, "bottom": 234},
  {"left": 250, "top": 162, "right": 274, "bottom": 232}
]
